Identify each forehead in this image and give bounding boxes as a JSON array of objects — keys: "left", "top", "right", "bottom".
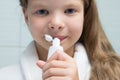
[{"left": 28, "top": 0, "right": 83, "bottom": 8}]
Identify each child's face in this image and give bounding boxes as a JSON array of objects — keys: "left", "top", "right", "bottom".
[{"left": 23, "top": 0, "right": 84, "bottom": 52}]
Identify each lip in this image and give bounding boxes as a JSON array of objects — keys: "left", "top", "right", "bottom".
[{"left": 52, "top": 35, "right": 67, "bottom": 41}]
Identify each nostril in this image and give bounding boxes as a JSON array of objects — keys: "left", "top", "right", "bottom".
[
  {"left": 58, "top": 27, "right": 62, "bottom": 30},
  {"left": 48, "top": 23, "right": 63, "bottom": 30},
  {"left": 50, "top": 26, "right": 54, "bottom": 29}
]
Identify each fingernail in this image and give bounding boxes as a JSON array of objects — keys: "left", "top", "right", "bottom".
[{"left": 36, "top": 60, "right": 46, "bottom": 67}]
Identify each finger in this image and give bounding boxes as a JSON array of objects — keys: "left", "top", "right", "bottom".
[
  {"left": 43, "top": 68, "right": 67, "bottom": 79},
  {"left": 45, "top": 76, "right": 70, "bottom": 80},
  {"left": 42, "top": 60, "right": 70, "bottom": 72},
  {"left": 36, "top": 60, "right": 46, "bottom": 69},
  {"left": 48, "top": 50, "right": 73, "bottom": 62}
]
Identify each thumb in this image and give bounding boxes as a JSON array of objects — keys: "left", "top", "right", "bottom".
[
  {"left": 36, "top": 60, "right": 46, "bottom": 69},
  {"left": 48, "top": 50, "right": 73, "bottom": 62}
]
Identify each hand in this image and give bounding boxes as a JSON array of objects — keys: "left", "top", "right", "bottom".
[{"left": 37, "top": 50, "right": 79, "bottom": 80}]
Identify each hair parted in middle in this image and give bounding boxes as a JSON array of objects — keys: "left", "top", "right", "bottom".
[{"left": 19, "top": 0, "right": 120, "bottom": 80}]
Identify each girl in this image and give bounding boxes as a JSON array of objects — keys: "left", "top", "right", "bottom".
[{"left": 0, "top": 0, "right": 120, "bottom": 80}]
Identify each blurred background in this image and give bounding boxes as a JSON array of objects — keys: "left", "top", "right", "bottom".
[{"left": 0, "top": 0, "right": 120, "bottom": 68}]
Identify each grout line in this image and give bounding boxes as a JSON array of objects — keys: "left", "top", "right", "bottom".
[{"left": 0, "top": 45, "right": 26, "bottom": 48}]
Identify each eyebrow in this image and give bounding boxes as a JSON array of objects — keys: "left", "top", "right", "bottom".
[
  {"left": 65, "top": 3, "right": 83, "bottom": 8},
  {"left": 28, "top": 1, "right": 48, "bottom": 10},
  {"left": 29, "top": 0, "right": 83, "bottom": 10},
  {"left": 63, "top": 1, "right": 84, "bottom": 10},
  {"left": 30, "top": 4, "right": 47, "bottom": 10}
]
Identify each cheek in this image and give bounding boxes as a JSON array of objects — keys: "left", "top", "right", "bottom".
[
  {"left": 27, "top": 17, "right": 46, "bottom": 34},
  {"left": 26, "top": 17, "right": 48, "bottom": 42},
  {"left": 29, "top": 18, "right": 42, "bottom": 29},
  {"left": 70, "top": 23, "right": 83, "bottom": 43},
  {"left": 69, "top": 17, "right": 84, "bottom": 38}
]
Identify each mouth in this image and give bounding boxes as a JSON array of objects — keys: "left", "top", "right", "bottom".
[{"left": 52, "top": 36, "right": 67, "bottom": 42}]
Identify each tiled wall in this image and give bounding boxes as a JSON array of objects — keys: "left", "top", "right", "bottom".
[
  {"left": 0, "top": 0, "right": 33, "bottom": 68},
  {"left": 97, "top": 0, "right": 120, "bottom": 53},
  {"left": 0, "top": 0, "right": 120, "bottom": 68}
]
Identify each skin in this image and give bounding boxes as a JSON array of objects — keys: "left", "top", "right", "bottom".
[{"left": 22, "top": 0, "right": 84, "bottom": 79}]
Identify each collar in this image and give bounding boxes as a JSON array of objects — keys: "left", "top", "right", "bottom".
[{"left": 20, "top": 41, "right": 91, "bottom": 80}]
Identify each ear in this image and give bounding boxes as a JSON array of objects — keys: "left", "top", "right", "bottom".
[{"left": 22, "top": 8, "right": 29, "bottom": 25}]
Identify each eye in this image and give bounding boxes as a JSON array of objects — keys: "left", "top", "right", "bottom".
[
  {"left": 35, "top": 9, "right": 49, "bottom": 16},
  {"left": 65, "top": 8, "right": 76, "bottom": 14}
]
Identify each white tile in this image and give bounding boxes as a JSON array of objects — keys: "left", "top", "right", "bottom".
[
  {"left": 20, "top": 23, "right": 33, "bottom": 47},
  {"left": 0, "top": 46, "right": 24, "bottom": 68},
  {"left": 0, "top": 25, "right": 20, "bottom": 46},
  {"left": 0, "top": 0, "right": 22, "bottom": 46}
]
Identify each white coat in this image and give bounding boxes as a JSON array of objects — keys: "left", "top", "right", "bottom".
[{"left": 0, "top": 41, "right": 91, "bottom": 80}]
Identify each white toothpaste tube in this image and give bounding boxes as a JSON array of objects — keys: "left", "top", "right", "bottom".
[{"left": 45, "top": 34, "right": 63, "bottom": 60}]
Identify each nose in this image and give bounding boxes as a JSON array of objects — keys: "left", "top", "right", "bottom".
[{"left": 48, "top": 14, "right": 64, "bottom": 30}]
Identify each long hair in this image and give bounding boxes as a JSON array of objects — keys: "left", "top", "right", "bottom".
[
  {"left": 20, "top": 0, "right": 120, "bottom": 79},
  {"left": 80, "top": 0, "right": 120, "bottom": 80}
]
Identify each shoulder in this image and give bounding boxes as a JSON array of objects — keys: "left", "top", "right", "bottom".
[{"left": 0, "top": 64, "right": 23, "bottom": 80}]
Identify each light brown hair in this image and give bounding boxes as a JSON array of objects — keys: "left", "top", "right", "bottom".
[{"left": 20, "top": 0, "right": 120, "bottom": 79}]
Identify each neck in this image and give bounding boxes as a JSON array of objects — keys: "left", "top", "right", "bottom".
[
  {"left": 64, "top": 46, "right": 75, "bottom": 58},
  {"left": 35, "top": 42, "right": 48, "bottom": 61},
  {"left": 35, "top": 42, "right": 75, "bottom": 61}
]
